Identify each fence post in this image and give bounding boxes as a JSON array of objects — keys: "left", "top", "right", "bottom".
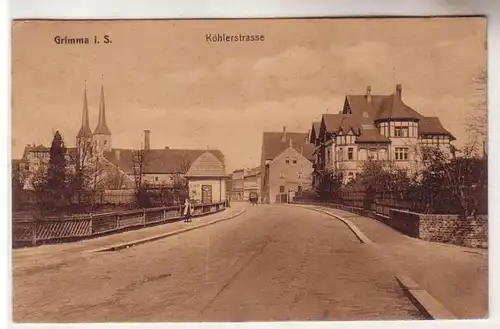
[
  {"left": 90, "top": 213, "right": 93, "bottom": 236},
  {"left": 143, "top": 210, "right": 146, "bottom": 227},
  {"left": 31, "top": 220, "right": 37, "bottom": 247},
  {"left": 163, "top": 209, "right": 166, "bottom": 221},
  {"left": 116, "top": 214, "right": 120, "bottom": 230}
]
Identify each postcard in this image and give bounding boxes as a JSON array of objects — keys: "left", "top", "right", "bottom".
[{"left": 11, "top": 17, "right": 487, "bottom": 323}]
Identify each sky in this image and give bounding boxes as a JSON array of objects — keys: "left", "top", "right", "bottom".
[{"left": 11, "top": 17, "right": 486, "bottom": 172}]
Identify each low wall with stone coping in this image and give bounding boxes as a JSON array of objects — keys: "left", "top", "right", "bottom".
[
  {"left": 388, "top": 209, "right": 488, "bottom": 248},
  {"left": 292, "top": 200, "right": 488, "bottom": 249}
]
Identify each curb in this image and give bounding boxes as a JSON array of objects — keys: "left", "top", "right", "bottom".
[
  {"left": 89, "top": 208, "right": 246, "bottom": 253},
  {"left": 395, "top": 275, "right": 457, "bottom": 320},
  {"left": 290, "top": 204, "right": 457, "bottom": 320}
]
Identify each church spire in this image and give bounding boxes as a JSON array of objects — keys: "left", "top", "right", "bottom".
[
  {"left": 76, "top": 81, "right": 92, "bottom": 138},
  {"left": 94, "top": 76, "right": 111, "bottom": 135}
]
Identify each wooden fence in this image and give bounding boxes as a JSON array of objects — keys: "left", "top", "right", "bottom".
[{"left": 12, "top": 201, "right": 227, "bottom": 248}]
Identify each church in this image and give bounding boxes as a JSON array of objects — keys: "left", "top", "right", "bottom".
[{"left": 14, "top": 81, "right": 229, "bottom": 205}]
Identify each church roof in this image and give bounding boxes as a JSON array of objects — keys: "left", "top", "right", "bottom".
[
  {"left": 94, "top": 84, "right": 111, "bottom": 135},
  {"left": 77, "top": 86, "right": 93, "bottom": 138}
]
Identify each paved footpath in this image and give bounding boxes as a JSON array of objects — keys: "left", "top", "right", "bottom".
[
  {"left": 12, "top": 203, "right": 247, "bottom": 276},
  {"left": 302, "top": 205, "right": 488, "bottom": 319}
]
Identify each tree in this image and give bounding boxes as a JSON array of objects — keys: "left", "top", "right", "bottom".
[
  {"left": 45, "top": 131, "right": 68, "bottom": 213},
  {"left": 132, "top": 148, "right": 152, "bottom": 208},
  {"left": 420, "top": 141, "right": 487, "bottom": 217},
  {"left": 316, "top": 169, "right": 343, "bottom": 201},
  {"left": 12, "top": 162, "right": 27, "bottom": 212},
  {"left": 466, "top": 69, "right": 487, "bottom": 141}
]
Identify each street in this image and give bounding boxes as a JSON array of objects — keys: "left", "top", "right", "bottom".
[{"left": 13, "top": 205, "right": 424, "bottom": 322}]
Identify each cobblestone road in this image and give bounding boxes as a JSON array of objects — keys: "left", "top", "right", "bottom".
[{"left": 13, "top": 205, "right": 424, "bottom": 322}]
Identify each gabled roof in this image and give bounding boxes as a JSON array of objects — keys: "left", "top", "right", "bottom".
[
  {"left": 375, "top": 94, "right": 423, "bottom": 121},
  {"left": 262, "top": 131, "right": 315, "bottom": 162},
  {"left": 185, "top": 151, "right": 227, "bottom": 178},
  {"left": 103, "top": 148, "right": 225, "bottom": 174},
  {"left": 419, "top": 117, "right": 456, "bottom": 140},
  {"left": 309, "top": 121, "right": 321, "bottom": 143},
  {"left": 321, "top": 114, "right": 343, "bottom": 134},
  {"left": 345, "top": 95, "right": 386, "bottom": 123},
  {"left": 270, "top": 146, "right": 313, "bottom": 166},
  {"left": 355, "top": 126, "right": 391, "bottom": 144},
  {"left": 317, "top": 86, "right": 455, "bottom": 142}
]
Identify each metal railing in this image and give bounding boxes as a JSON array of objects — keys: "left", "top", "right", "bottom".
[{"left": 12, "top": 201, "right": 227, "bottom": 247}]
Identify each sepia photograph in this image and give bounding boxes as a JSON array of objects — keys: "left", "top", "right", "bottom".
[{"left": 10, "top": 17, "right": 487, "bottom": 323}]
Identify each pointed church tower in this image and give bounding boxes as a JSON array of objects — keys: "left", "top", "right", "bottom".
[
  {"left": 77, "top": 82, "right": 93, "bottom": 162},
  {"left": 93, "top": 77, "right": 112, "bottom": 154}
]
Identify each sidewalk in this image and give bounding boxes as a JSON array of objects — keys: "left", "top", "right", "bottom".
[
  {"left": 12, "top": 203, "right": 247, "bottom": 275},
  {"left": 310, "top": 205, "right": 488, "bottom": 319}
]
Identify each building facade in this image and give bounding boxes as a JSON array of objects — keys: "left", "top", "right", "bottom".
[
  {"left": 185, "top": 152, "right": 228, "bottom": 204},
  {"left": 243, "top": 167, "right": 261, "bottom": 200},
  {"left": 260, "top": 127, "right": 315, "bottom": 204},
  {"left": 230, "top": 169, "right": 245, "bottom": 201},
  {"left": 311, "top": 85, "right": 455, "bottom": 185}
]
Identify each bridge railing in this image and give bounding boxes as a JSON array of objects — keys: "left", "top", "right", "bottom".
[{"left": 12, "top": 201, "right": 227, "bottom": 248}]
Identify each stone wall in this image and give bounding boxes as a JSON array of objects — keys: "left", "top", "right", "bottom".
[
  {"left": 293, "top": 201, "right": 488, "bottom": 249},
  {"left": 418, "top": 213, "right": 488, "bottom": 248},
  {"left": 391, "top": 209, "right": 488, "bottom": 248}
]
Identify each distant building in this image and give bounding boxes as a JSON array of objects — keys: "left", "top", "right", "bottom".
[
  {"left": 311, "top": 84, "right": 455, "bottom": 185},
  {"left": 243, "top": 167, "right": 260, "bottom": 201},
  {"left": 260, "top": 127, "right": 315, "bottom": 204},
  {"left": 230, "top": 169, "right": 245, "bottom": 201},
  {"left": 13, "top": 81, "right": 227, "bottom": 204}
]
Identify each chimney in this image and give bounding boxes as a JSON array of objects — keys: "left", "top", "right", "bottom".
[
  {"left": 115, "top": 149, "right": 121, "bottom": 161},
  {"left": 144, "top": 130, "right": 150, "bottom": 151},
  {"left": 366, "top": 85, "right": 372, "bottom": 103},
  {"left": 289, "top": 138, "right": 293, "bottom": 148},
  {"left": 396, "top": 84, "right": 402, "bottom": 99},
  {"left": 300, "top": 146, "right": 303, "bottom": 155},
  {"left": 282, "top": 126, "right": 287, "bottom": 142},
  {"left": 164, "top": 146, "right": 170, "bottom": 150}
]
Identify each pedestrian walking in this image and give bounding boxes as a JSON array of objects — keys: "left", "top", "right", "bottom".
[{"left": 183, "top": 198, "right": 192, "bottom": 222}]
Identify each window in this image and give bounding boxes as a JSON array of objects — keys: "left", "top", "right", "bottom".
[
  {"left": 394, "top": 126, "right": 409, "bottom": 137},
  {"left": 338, "top": 147, "right": 343, "bottom": 161},
  {"left": 395, "top": 147, "right": 409, "bottom": 160},
  {"left": 280, "top": 186, "right": 285, "bottom": 193},
  {"left": 347, "top": 147, "right": 354, "bottom": 160},
  {"left": 155, "top": 177, "right": 159, "bottom": 182},
  {"left": 279, "top": 171, "right": 285, "bottom": 179},
  {"left": 369, "top": 148, "right": 377, "bottom": 160},
  {"left": 292, "top": 159, "right": 297, "bottom": 164},
  {"left": 298, "top": 172, "right": 302, "bottom": 179},
  {"left": 327, "top": 149, "right": 331, "bottom": 163},
  {"left": 285, "top": 159, "right": 290, "bottom": 164},
  {"left": 104, "top": 140, "right": 108, "bottom": 146}
]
